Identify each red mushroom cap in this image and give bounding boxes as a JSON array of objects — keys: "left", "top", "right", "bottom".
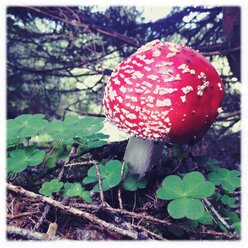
[{"left": 103, "top": 40, "right": 224, "bottom": 144}]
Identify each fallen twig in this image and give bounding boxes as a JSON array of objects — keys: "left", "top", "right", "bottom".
[
  {"left": 132, "top": 224, "right": 165, "bottom": 240},
  {"left": 203, "top": 198, "right": 233, "bottom": 231},
  {"left": 7, "top": 183, "right": 139, "bottom": 240},
  {"left": 95, "top": 163, "right": 105, "bottom": 204},
  {"left": 64, "top": 160, "right": 97, "bottom": 167},
  {"left": 118, "top": 162, "right": 126, "bottom": 209},
  {"left": 7, "top": 225, "right": 60, "bottom": 240}
]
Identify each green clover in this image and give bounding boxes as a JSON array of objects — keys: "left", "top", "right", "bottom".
[
  {"left": 122, "top": 175, "right": 147, "bottom": 191},
  {"left": 156, "top": 171, "right": 215, "bottom": 220},
  {"left": 7, "top": 147, "right": 45, "bottom": 173},
  {"left": 83, "top": 160, "right": 128, "bottom": 192},
  {"left": 39, "top": 179, "right": 64, "bottom": 196},
  {"left": 45, "top": 116, "right": 105, "bottom": 144},
  {"left": 7, "top": 114, "right": 48, "bottom": 146},
  {"left": 63, "top": 183, "right": 92, "bottom": 203},
  {"left": 208, "top": 168, "right": 240, "bottom": 192}
]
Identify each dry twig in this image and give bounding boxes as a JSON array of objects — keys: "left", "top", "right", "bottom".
[
  {"left": 7, "top": 225, "right": 60, "bottom": 240},
  {"left": 7, "top": 183, "right": 139, "bottom": 240}
]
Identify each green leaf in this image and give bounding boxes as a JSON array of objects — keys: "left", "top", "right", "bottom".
[
  {"left": 220, "top": 194, "right": 236, "bottom": 207},
  {"left": 63, "top": 183, "right": 83, "bottom": 197},
  {"left": 168, "top": 198, "right": 205, "bottom": 220},
  {"left": 63, "top": 183, "right": 92, "bottom": 203},
  {"left": 83, "top": 160, "right": 124, "bottom": 192},
  {"left": 82, "top": 176, "right": 98, "bottom": 184},
  {"left": 104, "top": 160, "right": 122, "bottom": 187},
  {"left": 81, "top": 191, "right": 92, "bottom": 204},
  {"left": 85, "top": 140, "right": 108, "bottom": 149},
  {"left": 7, "top": 114, "right": 48, "bottom": 145},
  {"left": 7, "top": 148, "right": 45, "bottom": 173},
  {"left": 122, "top": 175, "right": 147, "bottom": 191},
  {"left": 198, "top": 211, "right": 213, "bottom": 225},
  {"left": 183, "top": 172, "right": 215, "bottom": 198},
  {"left": 137, "top": 178, "right": 147, "bottom": 189},
  {"left": 7, "top": 119, "right": 22, "bottom": 146},
  {"left": 39, "top": 179, "right": 63, "bottom": 196},
  {"left": 74, "top": 117, "right": 105, "bottom": 137},
  {"left": 123, "top": 176, "right": 138, "bottom": 191},
  {"left": 156, "top": 172, "right": 214, "bottom": 200},
  {"left": 156, "top": 172, "right": 215, "bottom": 220},
  {"left": 45, "top": 118, "right": 76, "bottom": 144},
  {"left": 156, "top": 175, "right": 184, "bottom": 200},
  {"left": 45, "top": 146, "right": 65, "bottom": 168},
  {"left": 208, "top": 168, "right": 240, "bottom": 191}
]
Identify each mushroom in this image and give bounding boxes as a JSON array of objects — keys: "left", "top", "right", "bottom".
[{"left": 103, "top": 40, "right": 224, "bottom": 178}]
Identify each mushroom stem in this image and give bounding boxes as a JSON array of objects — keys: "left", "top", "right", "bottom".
[{"left": 123, "top": 136, "right": 165, "bottom": 178}]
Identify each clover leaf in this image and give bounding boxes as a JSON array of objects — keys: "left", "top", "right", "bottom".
[
  {"left": 7, "top": 114, "right": 48, "bottom": 146},
  {"left": 7, "top": 147, "right": 46, "bottom": 173},
  {"left": 220, "top": 194, "right": 237, "bottom": 207},
  {"left": 39, "top": 179, "right": 64, "bottom": 196},
  {"left": 45, "top": 116, "right": 78, "bottom": 144},
  {"left": 168, "top": 198, "right": 205, "bottom": 220},
  {"left": 73, "top": 117, "right": 105, "bottom": 137},
  {"left": 122, "top": 175, "right": 147, "bottom": 191},
  {"left": 63, "top": 183, "right": 92, "bottom": 203},
  {"left": 45, "top": 116, "right": 105, "bottom": 144},
  {"left": 208, "top": 168, "right": 240, "bottom": 191},
  {"left": 156, "top": 171, "right": 215, "bottom": 220},
  {"left": 83, "top": 160, "right": 128, "bottom": 192}
]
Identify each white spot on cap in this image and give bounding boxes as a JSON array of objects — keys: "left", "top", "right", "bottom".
[
  {"left": 117, "top": 96, "right": 123, "bottom": 103},
  {"left": 147, "top": 95, "right": 155, "bottom": 103},
  {"left": 136, "top": 54, "right": 146, "bottom": 60},
  {"left": 153, "top": 133, "right": 161, "bottom": 138},
  {"left": 182, "top": 86, "right": 193, "bottom": 94},
  {"left": 156, "top": 99, "right": 172, "bottom": 107},
  {"left": 126, "top": 113, "right": 137, "bottom": 119},
  {"left": 109, "top": 88, "right": 117, "bottom": 101},
  {"left": 144, "top": 66, "right": 151, "bottom": 71},
  {"left": 153, "top": 49, "right": 161, "bottom": 57},
  {"left": 180, "top": 95, "right": 186, "bottom": 103},
  {"left": 132, "top": 71, "right": 144, "bottom": 79},
  {"left": 132, "top": 60, "right": 143, "bottom": 67},
  {"left": 142, "top": 81, "right": 153, "bottom": 88},
  {"left": 163, "top": 74, "right": 181, "bottom": 83},
  {"left": 154, "top": 86, "right": 178, "bottom": 95},
  {"left": 113, "top": 77, "right": 121, "bottom": 85},
  {"left": 125, "top": 69, "right": 135, "bottom": 73},
  {"left": 131, "top": 96, "right": 138, "bottom": 102},
  {"left": 197, "top": 81, "right": 209, "bottom": 96},
  {"left": 120, "top": 86, "right": 127, "bottom": 93},
  {"left": 147, "top": 75, "right": 159, "bottom": 80},
  {"left": 144, "top": 58, "right": 154, "bottom": 64},
  {"left": 155, "top": 61, "right": 173, "bottom": 68},
  {"left": 124, "top": 78, "right": 133, "bottom": 85}
]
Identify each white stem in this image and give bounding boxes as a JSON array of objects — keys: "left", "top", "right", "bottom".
[{"left": 123, "top": 136, "right": 165, "bottom": 178}]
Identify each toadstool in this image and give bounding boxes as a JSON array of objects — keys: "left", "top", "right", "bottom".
[{"left": 103, "top": 40, "right": 224, "bottom": 178}]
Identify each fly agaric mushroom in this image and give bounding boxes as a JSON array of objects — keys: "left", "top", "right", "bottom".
[{"left": 103, "top": 40, "right": 224, "bottom": 178}]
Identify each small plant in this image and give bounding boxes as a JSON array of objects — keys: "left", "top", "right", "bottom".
[
  {"left": 122, "top": 175, "right": 147, "bottom": 191},
  {"left": 208, "top": 168, "right": 240, "bottom": 191},
  {"left": 63, "top": 183, "right": 92, "bottom": 203},
  {"left": 7, "top": 147, "right": 46, "bottom": 173},
  {"left": 156, "top": 171, "right": 215, "bottom": 220},
  {"left": 83, "top": 160, "right": 128, "bottom": 192},
  {"left": 39, "top": 179, "right": 64, "bottom": 196}
]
